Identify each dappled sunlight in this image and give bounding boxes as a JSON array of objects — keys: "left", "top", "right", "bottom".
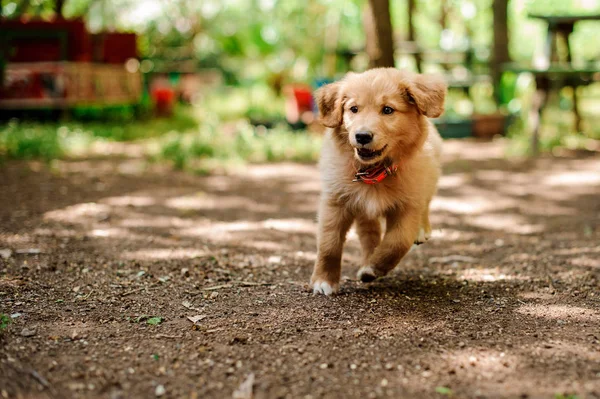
[
  {"left": 89, "top": 228, "right": 129, "bottom": 237},
  {"left": 468, "top": 213, "right": 545, "bottom": 234},
  {"left": 427, "top": 228, "right": 479, "bottom": 242},
  {"left": 179, "top": 218, "right": 316, "bottom": 238},
  {"left": 285, "top": 180, "right": 322, "bottom": 194},
  {"left": 33, "top": 228, "right": 77, "bottom": 238},
  {"left": 239, "top": 163, "right": 319, "bottom": 180},
  {"left": 431, "top": 196, "right": 491, "bottom": 214},
  {"left": 165, "top": 193, "right": 279, "bottom": 213},
  {"left": 44, "top": 202, "right": 111, "bottom": 223},
  {"left": 569, "top": 256, "right": 600, "bottom": 268},
  {"left": 120, "top": 248, "right": 209, "bottom": 260},
  {"left": 543, "top": 170, "right": 600, "bottom": 187},
  {"left": 263, "top": 218, "right": 316, "bottom": 234},
  {"left": 516, "top": 304, "right": 599, "bottom": 322},
  {"left": 437, "top": 173, "right": 469, "bottom": 189},
  {"left": 102, "top": 195, "right": 156, "bottom": 207},
  {"left": 119, "top": 213, "right": 196, "bottom": 228},
  {"left": 458, "top": 267, "right": 530, "bottom": 282},
  {"left": 441, "top": 349, "right": 517, "bottom": 378}
]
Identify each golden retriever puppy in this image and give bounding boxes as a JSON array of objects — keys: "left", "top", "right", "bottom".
[{"left": 310, "top": 68, "right": 446, "bottom": 295}]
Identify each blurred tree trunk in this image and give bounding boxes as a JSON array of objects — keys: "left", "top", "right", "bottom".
[
  {"left": 492, "top": 0, "right": 511, "bottom": 102},
  {"left": 364, "top": 0, "right": 395, "bottom": 68},
  {"left": 407, "top": 0, "right": 421, "bottom": 72},
  {"left": 55, "top": 0, "right": 65, "bottom": 17}
]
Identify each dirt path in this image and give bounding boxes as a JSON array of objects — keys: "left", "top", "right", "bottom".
[{"left": 1, "top": 141, "right": 599, "bottom": 399}]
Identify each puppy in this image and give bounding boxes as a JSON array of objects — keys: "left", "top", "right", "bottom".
[{"left": 310, "top": 68, "right": 446, "bottom": 295}]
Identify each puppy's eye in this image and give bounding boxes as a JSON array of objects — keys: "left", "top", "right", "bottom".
[
  {"left": 382, "top": 106, "right": 394, "bottom": 115},
  {"left": 350, "top": 106, "right": 359, "bottom": 113}
]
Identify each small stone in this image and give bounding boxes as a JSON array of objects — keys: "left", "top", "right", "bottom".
[
  {"left": 319, "top": 363, "right": 328, "bottom": 369},
  {"left": 0, "top": 249, "right": 12, "bottom": 259},
  {"left": 20, "top": 328, "right": 36, "bottom": 337},
  {"left": 380, "top": 378, "right": 388, "bottom": 387},
  {"left": 384, "top": 362, "right": 394, "bottom": 370},
  {"left": 458, "top": 341, "right": 466, "bottom": 348},
  {"left": 350, "top": 364, "right": 357, "bottom": 370},
  {"left": 155, "top": 385, "right": 166, "bottom": 397}
]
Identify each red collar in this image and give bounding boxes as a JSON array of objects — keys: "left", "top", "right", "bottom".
[{"left": 353, "top": 163, "right": 398, "bottom": 184}]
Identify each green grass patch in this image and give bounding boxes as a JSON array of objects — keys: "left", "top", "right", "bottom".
[
  {"left": 0, "top": 314, "right": 11, "bottom": 332},
  {"left": 156, "top": 120, "right": 321, "bottom": 173},
  {"left": 0, "top": 107, "right": 199, "bottom": 162}
]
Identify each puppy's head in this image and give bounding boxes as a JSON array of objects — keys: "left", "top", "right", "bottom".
[{"left": 315, "top": 68, "right": 446, "bottom": 165}]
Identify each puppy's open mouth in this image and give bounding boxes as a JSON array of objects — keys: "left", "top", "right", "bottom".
[{"left": 356, "top": 145, "right": 387, "bottom": 160}]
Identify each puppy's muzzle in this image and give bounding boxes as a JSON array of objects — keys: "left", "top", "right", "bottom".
[{"left": 355, "top": 131, "right": 373, "bottom": 145}]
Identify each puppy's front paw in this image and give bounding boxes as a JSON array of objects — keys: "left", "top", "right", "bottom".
[
  {"left": 357, "top": 266, "right": 378, "bottom": 283},
  {"left": 414, "top": 227, "right": 431, "bottom": 245},
  {"left": 311, "top": 279, "right": 338, "bottom": 296}
]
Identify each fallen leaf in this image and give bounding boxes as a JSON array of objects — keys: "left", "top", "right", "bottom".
[
  {"left": 147, "top": 317, "right": 163, "bottom": 325},
  {"left": 232, "top": 373, "right": 255, "bottom": 399},
  {"left": 187, "top": 315, "right": 207, "bottom": 324}
]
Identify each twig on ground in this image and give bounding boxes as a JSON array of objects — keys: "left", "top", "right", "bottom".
[
  {"left": 121, "top": 287, "right": 146, "bottom": 297},
  {"left": 155, "top": 334, "right": 182, "bottom": 339},
  {"left": 201, "top": 284, "right": 233, "bottom": 291},
  {"left": 30, "top": 370, "right": 50, "bottom": 388},
  {"left": 83, "top": 289, "right": 94, "bottom": 300},
  {"left": 239, "top": 281, "right": 273, "bottom": 287}
]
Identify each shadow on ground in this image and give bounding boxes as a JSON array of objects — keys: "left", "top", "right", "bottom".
[{"left": 1, "top": 140, "right": 599, "bottom": 399}]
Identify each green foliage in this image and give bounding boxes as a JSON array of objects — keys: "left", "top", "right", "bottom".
[
  {"left": 0, "top": 122, "right": 65, "bottom": 161},
  {"left": 146, "top": 317, "right": 163, "bottom": 325},
  {"left": 158, "top": 120, "right": 321, "bottom": 173},
  {"left": 555, "top": 394, "right": 580, "bottom": 399},
  {"left": 0, "top": 314, "right": 11, "bottom": 331},
  {"left": 0, "top": 107, "right": 198, "bottom": 161},
  {"left": 435, "top": 386, "right": 453, "bottom": 396}
]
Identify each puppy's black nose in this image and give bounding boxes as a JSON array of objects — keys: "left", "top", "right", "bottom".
[{"left": 355, "top": 132, "right": 373, "bottom": 145}]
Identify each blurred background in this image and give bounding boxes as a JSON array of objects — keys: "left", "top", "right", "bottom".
[{"left": 1, "top": 0, "right": 600, "bottom": 172}]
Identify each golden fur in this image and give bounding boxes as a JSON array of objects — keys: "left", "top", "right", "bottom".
[{"left": 310, "top": 68, "right": 446, "bottom": 295}]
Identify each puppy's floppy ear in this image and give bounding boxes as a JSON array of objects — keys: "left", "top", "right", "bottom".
[
  {"left": 406, "top": 74, "right": 447, "bottom": 118},
  {"left": 315, "top": 81, "right": 344, "bottom": 128}
]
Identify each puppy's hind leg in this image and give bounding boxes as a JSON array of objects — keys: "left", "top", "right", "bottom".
[
  {"left": 359, "top": 207, "right": 420, "bottom": 282},
  {"left": 355, "top": 215, "right": 382, "bottom": 264},
  {"left": 414, "top": 202, "right": 432, "bottom": 245}
]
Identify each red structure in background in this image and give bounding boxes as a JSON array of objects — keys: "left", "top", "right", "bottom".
[
  {"left": 1, "top": 18, "right": 92, "bottom": 62},
  {"left": 0, "top": 17, "right": 142, "bottom": 109},
  {"left": 92, "top": 32, "right": 138, "bottom": 64},
  {"left": 283, "top": 84, "right": 315, "bottom": 125}
]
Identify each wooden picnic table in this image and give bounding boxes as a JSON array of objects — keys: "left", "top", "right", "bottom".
[
  {"left": 529, "top": 14, "right": 600, "bottom": 64},
  {"left": 502, "top": 63, "right": 600, "bottom": 153},
  {"left": 505, "top": 14, "right": 600, "bottom": 154}
]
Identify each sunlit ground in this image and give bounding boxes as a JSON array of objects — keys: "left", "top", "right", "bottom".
[{"left": 1, "top": 138, "right": 599, "bottom": 398}]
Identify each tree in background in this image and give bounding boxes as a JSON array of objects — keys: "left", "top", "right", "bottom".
[
  {"left": 492, "top": 0, "right": 510, "bottom": 102},
  {"left": 363, "top": 0, "right": 395, "bottom": 68}
]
